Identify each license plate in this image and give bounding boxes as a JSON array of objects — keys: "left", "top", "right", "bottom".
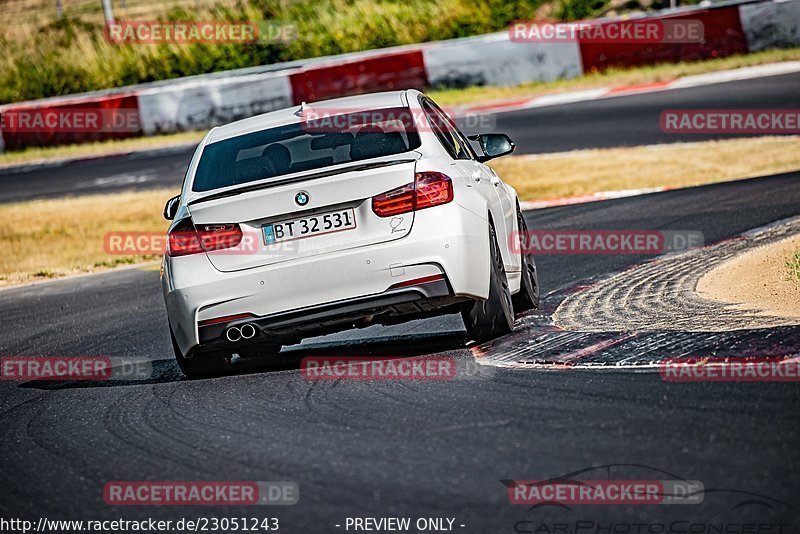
[{"left": 263, "top": 208, "right": 357, "bottom": 244}]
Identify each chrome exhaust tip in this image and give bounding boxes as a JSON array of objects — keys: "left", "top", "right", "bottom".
[
  {"left": 240, "top": 323, "right": 257, "bottom": 340},
  {"left": 225, "top": 326, "right": 242, "bottom": 343}
]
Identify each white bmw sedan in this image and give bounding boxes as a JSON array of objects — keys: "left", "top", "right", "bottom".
[{"left": 161, "top": 89, "right": 539, "bottom": 377}]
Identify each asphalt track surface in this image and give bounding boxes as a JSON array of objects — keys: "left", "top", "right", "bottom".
[
  {"left": 1, "top": 72, "right": 799, "bottom": 203},
  {"left": 1, "top": 169, "right": 799, "bottom": 530}
]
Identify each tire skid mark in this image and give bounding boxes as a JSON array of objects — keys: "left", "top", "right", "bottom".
[
  {"left": 0, "top": 399, "right": 79, "bottom": 516},
  {"left": 103, "top": 386, "right": 209, "bottom": 472},
  {"left": 104, "top": 379, "right": 307, "bottom": 478}
]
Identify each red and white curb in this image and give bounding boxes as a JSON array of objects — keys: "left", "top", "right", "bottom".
[{"left": 455, "top": 61, "right": 800, "bottom": 118}]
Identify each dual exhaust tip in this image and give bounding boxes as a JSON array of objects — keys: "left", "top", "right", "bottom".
[{"left": 225, "top": 323, "right": 258, "bottom": 342}]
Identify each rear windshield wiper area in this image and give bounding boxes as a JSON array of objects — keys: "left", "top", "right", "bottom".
[{"left": 187, "top": 159, "right": 417, "bottom": 206}]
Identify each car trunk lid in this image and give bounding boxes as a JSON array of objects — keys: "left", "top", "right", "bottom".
[{"left": 187, "top": 158, "right": 417, "bottom": 272}]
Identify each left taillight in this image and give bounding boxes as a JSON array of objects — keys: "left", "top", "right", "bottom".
[
  {"left": 168, "top": 218, "right": 243, "bottom": 257},
  {"left": 371, "top": 171, "right": 454, "bottom": 217}
]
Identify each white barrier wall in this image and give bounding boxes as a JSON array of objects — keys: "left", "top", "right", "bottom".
[
  {"left": 423, "top": 33, "right": 584, "bottom": 88},
  {"left": 137, "top": 71, "right": 294, "bottom": 135},
  {"left": 740, "top": 0, "right": 800, "bottom": 52},
  {"left": 3, "top": 0, "right": 800, "bottom": 153}
]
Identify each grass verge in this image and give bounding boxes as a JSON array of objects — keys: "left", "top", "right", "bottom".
[
  {"left": 0, "top": 189, "right": 175, "bottom": 288},
  {"left": 1, "top": 50, "right": 799, "bottom": 168},
  {"left": 2, "top": 135, "right": 799, "bottom": 288},
  {"left": 489, "top": 136, "right": 800, "bottom": 200}
]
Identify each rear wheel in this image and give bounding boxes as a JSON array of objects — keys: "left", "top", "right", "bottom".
[
  {"left": 511, "top": 207, "right": 540, "bottom": 313},
  {"left": 171, "top": 330, "right": 229, "bottom": 378},
  {"left": 462, "top": 222, "right": 515, "bottom": 343}
]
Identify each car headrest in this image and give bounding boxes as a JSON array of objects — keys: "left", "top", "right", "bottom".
[
  {"left": 350, "top": 126, "right": 407, "bottom": 161},
  {"left": 262, "top": 143, "right": 292, "bottom": 176}
]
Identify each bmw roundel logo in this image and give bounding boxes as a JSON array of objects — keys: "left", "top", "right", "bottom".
[{"left": 295, "top": 191, "right": 310, "bottom": 206}]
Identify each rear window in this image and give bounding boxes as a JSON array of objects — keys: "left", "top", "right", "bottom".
[{"left": 192, "top": 106, "right": 421, "bottom": 192}]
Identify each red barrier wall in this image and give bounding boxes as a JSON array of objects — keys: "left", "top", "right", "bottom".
[
  {"left": 289, "top": 50, "right": 428, "bottom": 104},
  {"left": 0, "top": 93, "right": 142, "bottom": 151},
  {"left": 579, "top": 7, "right": 748, "bottom": 72}
]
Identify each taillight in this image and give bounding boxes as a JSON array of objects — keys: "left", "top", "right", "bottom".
[
  {"left": 371, "top": 172, "right": 453, "bottom": 217},
  {"left": 414, "top": 171, "right": 454, "bottom": 210},
  {"left": 168, "top": 219, "right": 243, "bottom": 257},
  {"left": 168, "top": 218, "right": 202, "bottom": 257},
  {"left": 371, "top": 183, "right": 415, "bottom": 217},
  {"left": 197, "top": 224, "right": 243, "bottom": 251}
]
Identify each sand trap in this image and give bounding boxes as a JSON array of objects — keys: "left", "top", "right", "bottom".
[{"left": 697, "top": 234, "right": 800, "bottom": 318}]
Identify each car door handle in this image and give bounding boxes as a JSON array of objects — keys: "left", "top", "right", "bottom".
[
  {"left": 490, "top": 176, "right": 500, "bottom": 186},
  {"left": 471, "top": 171, "right": 482, "bottom": 182}
]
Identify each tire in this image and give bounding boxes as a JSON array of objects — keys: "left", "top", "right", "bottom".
[
  {"left": 171, "top": 329, "right": 229, "bottom": 379},
  {"left": 462, "top": 221, "right": 515, "bottom": 343},
  {"left": 511, "top": 207, "right": 540, "bottom": 313}
]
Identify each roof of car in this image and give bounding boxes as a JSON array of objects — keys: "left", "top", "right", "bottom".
[{"left": 206, "top": 89, "right": 421, "bottom": 144}]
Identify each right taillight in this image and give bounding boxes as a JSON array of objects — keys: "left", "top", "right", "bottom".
[
  {"left": 168, "top": 218, "right": 243, "bottom": 257},
  {"left": 414, "top": 171, "right": 454, "bottom": 211},
  {"left": 371, "top": 171, "right": 453, "bottom": 217}
]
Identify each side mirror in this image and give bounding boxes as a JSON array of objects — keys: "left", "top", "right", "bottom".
[
  {"left": 469, "top": 133, "right": 516, "bottom": 162},
  {"left": 163, "top": 195, "right": 180, "bottom": 220}
]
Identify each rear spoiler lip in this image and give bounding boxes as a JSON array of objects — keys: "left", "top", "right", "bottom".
[{"left": 187, "top": 158, "right": 418, "bottom": 207}]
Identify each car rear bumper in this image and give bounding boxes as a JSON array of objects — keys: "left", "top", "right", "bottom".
[
  {"left": 197, "top": 276, "right": 464, "bottom": 351},
  {"left": 162, "top": 203, "right": 489, "bottom": 355}
]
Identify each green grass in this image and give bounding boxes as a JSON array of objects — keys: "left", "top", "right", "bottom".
[
  {"left": 787, "top": 251, "right": 800, "bottom": 286},
  {"left": 555, "top": 0, "right": 610, "bottom": 20},
  {"left": 0, "top": 0, "right": 550, "bottom": 104},
  {"left": 5, "top": 0, "right": 795, "bottom": 107},
  {"left": 2, "top": 0, "right": 713, "bottom": 105}
]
